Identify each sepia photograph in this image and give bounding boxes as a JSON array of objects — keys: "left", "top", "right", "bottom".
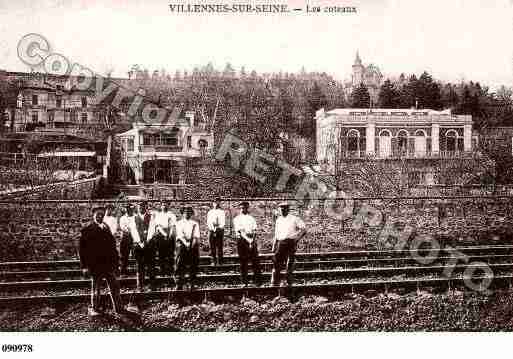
[{"left": 1, "top": 0, "right": 513, "bottom": 355}]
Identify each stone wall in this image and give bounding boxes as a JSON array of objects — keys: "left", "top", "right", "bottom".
[
  {"left": 1, "top": 197, "right": 512, "bottom": 262},
  {"left": 0, "top": 176, "right": 104, "bottom": 201},
  {"left": 113, "top": 159, "right": 301, "bottom": 200}
]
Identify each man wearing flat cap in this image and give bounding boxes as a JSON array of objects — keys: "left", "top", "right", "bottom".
[
  {"left": 233, "top": 201, "right": 262, "bottom": 287},
  {"left": 174, "top": 206, "right": 200, "bottom": 290},
  {"left": 207, "top": 197, "right": 226, "bottom": 266},
  {"left": 271, "top": 202, "right": 306, "bottom": 286}
]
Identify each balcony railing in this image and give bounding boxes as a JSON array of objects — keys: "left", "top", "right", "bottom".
[
  {"left": 338, "top": 150, "right": 474, "bottom": 159},
  {"left": 139, "top": 145, "right": 183, "bottom": 153}
]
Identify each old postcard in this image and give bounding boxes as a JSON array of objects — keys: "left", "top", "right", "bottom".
[{"left": 0, "top": 0, "right": 512, "bottom": 357}]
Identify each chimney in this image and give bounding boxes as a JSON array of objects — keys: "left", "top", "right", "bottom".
[{"left": 185, "top": 111, "right": 195, "bottom": 128}]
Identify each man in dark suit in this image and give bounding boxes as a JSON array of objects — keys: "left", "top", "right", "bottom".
[{"left": 79, "top": 206, "right": 125, "bottom": 317}]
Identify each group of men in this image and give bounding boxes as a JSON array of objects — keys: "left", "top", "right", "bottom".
[{"left": 78, "top": 198, "right": 306, "bottom": 317}]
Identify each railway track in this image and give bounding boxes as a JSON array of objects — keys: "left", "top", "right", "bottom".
[
  {"left": 2, "top": 244, "right": 512, "bottom": 271},
  {"left": 1, "top": 244, "right": 511, "bottom": 307},
  {"left": 1, "top": 274, "right": 512, "bottom": 307},
  {"left": 0, "top": 262, "right": 509, "bottom": 292},
  {"left": 2, "top": 253, "right": 512, "bottom": 281}
]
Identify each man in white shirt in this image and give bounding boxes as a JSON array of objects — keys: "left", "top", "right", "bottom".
[
  {"left": 174, "top": 206, "right": 201, "bottom": 290},
  {"left": 206, "top": 197, "right": 226, "bottom": 266},
  {"left": 271, "top": 202, "right": 306, "bottom": 286},
  {"left": 149, "top": 201, "right": 177, "bottom": 277},
  {"left": 118, "top": 205, "right": 137, "bottom": 276},
  {"left": 233, "top": 201, "right": 262, "bottom": 287},
  {"left": 137, "top": 202, "right": 154, "bottom": 287},
  {"left": 103, "top": 204, "right": 118, "bottom": 236}
]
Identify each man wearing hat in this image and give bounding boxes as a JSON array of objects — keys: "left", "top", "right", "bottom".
[
  {"left": 206, "top": 197, "right": 226, "bottom": 266},
  {"left": 79, "top": 206, "right": 125, "bottom": 317},
  {"left": 271, "top": 202, "right": 306, "bottom": 286},
  {"left": 157, "top": 202, "right": 177, "bottom": 276},
  {"left": 233, "top": 201, "right": 262, "bottom": 287},
  {"left": 118, "top": 204, "right": 137, "bottom": 276},
  {"left": 103, "top": 204, "right": 118, "bottom": 237},
  {"left": 135, "top": 201, "right": 152, "bottom": 290},
  {"left": 174, "top": 206, "right": 201, "bottom": 290}
]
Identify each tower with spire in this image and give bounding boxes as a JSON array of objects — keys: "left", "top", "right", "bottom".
[
  {"left": 345, "top": 50, "right": 383, "bottom": 106},
  {"left": 351, "top": 50, "right": 364, "bottom": 86}
]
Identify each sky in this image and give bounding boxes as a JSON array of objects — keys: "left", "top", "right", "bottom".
[{"left": 0, "top": 0, "right": 512, "bottom": 90}]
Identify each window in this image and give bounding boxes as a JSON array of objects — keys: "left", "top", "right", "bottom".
[
  {"left": 31, "top": 112, "right": 38, "bottom": 122},
  {"left": 32, "top": 95, "right": 38, "bottom": 106},
  {"left": 127, "top": 138, "right": 134, "bottom": 152},
  {"left": 81, "top": 97, "right": 87, "bottom": 108},
  {"left": 414, "top": 130, "right": 427, "bottom": 157},
  {"left": 187, "top": 136, "right": 192, "bottom": 148},
  {"left": 379, "top": 130, "right": 392, "bottom": 157},
  {"left": 143, "top": 134, "right": 154, "bottom": 145},
  {"left": 81, "top": 113, "right": 87, "bottom": 123},
  {"left": 161, "top": 133, "right": 178, "bottom": 146},
  {"left": 56, "top": 96, "right": 62, "bottom": 108},
  {"left": 397, "top": 130, "right": 408, "bottom": 154},
  {"left": 17, "top": 93, "right": 23, "bottom": 108},
  {"left": 446, "top": 130, "right": 457, "bottom": 152},
  {"left": 48, "top": 112, "right": 54, "bottom": 123},
  {"left": 70, "top": 111, "right": 78, "bottom": 122},
  {"left": 347, "top": 129, "right": 360, "bottom": 152}
]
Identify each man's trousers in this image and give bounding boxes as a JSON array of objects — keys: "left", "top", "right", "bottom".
[
  {"left": 208, "top": 228, "right": 224, "bottom": 265},
  {"left": 271, "top": 238, "right": 296, "bottom": 286},
  {"left": 157, "top": 232, "right": 175, "bottom": 276},
  {"left": 90, "top": 271, "right": 123, "bottom": 313},
  {"left": 237, "top": 238, "right": 262, "bottom": 286},
  {"left": 119, "top": 232, "right": 132, "bottom": 275},
  {"left": 133, "top": 246, "right": 155, "bottom": 290},
  {"left": 174, "top": 241, "right": 199, "bottom": 289}
]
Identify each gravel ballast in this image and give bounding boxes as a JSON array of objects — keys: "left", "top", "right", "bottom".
[{"left": 2, "top": 290, "right": 513, "bottom": 331}]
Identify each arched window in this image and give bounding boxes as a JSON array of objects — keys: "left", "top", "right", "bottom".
[
  {"left": 445, "top": 130, "right": 458, "bottom": 152},
  {"left": 397, "top": 129, "right": 408, "bottom": 154},
  {"left": 379, "top": 130, "right": 392, "bottom": 158},
  {"left": 414, "top": 130, "right": 427, "bottom": 157},
  {"left": 347, "top": 129, "right": 360, "bottom": 152}
]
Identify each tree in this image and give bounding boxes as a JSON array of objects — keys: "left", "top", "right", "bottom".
[
  {"left": 278, "top": 87, "right": 294, "bottom": 132},
  {"left": 378, "top": 79, "right": 400, "bottom": 108},
  {"left": 306, "top": 82, "right": 327, "bottom": 135},
  {"left": 0, "top": 78, "right": 20, "bottom": 133},
  {"left": 350, "top": 83, "right": 370, "bottom": 108},
  {"left": 416, "top": 71, "right": 442, "bottom": 109},
  {"left": 441, "top": 83, "right": 459, "bottom": 110},
  {"left": 398, "top": 74, "right": 417, "bottom": 108}
]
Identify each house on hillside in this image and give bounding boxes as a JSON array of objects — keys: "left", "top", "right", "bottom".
[{"left": 116, "top": 111, "right": 214, "bottom": 185}]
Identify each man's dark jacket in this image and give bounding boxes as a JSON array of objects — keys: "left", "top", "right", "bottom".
[{"left": 79, "top": 222, "right": 119, "bottom": 274}]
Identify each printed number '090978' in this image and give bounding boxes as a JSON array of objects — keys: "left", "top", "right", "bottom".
[{"left": 2, "top": 344, "right": 33, "bottom": 352}]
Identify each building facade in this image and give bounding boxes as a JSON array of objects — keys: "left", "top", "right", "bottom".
[
  {"left": 316, "top": 108, "right": 475, "bottom": 186},
  {"left": 116, "top": 111, "right": 214, "bottom": 184},
  {"left": 344, "top": 52, "right": 383, "bottom": 105},
  {"left": 0, "top": 130, "right": 106, "bottom": 178},
  {"left": 1, "top": 70, "right": 108, "bottom": 133}
]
